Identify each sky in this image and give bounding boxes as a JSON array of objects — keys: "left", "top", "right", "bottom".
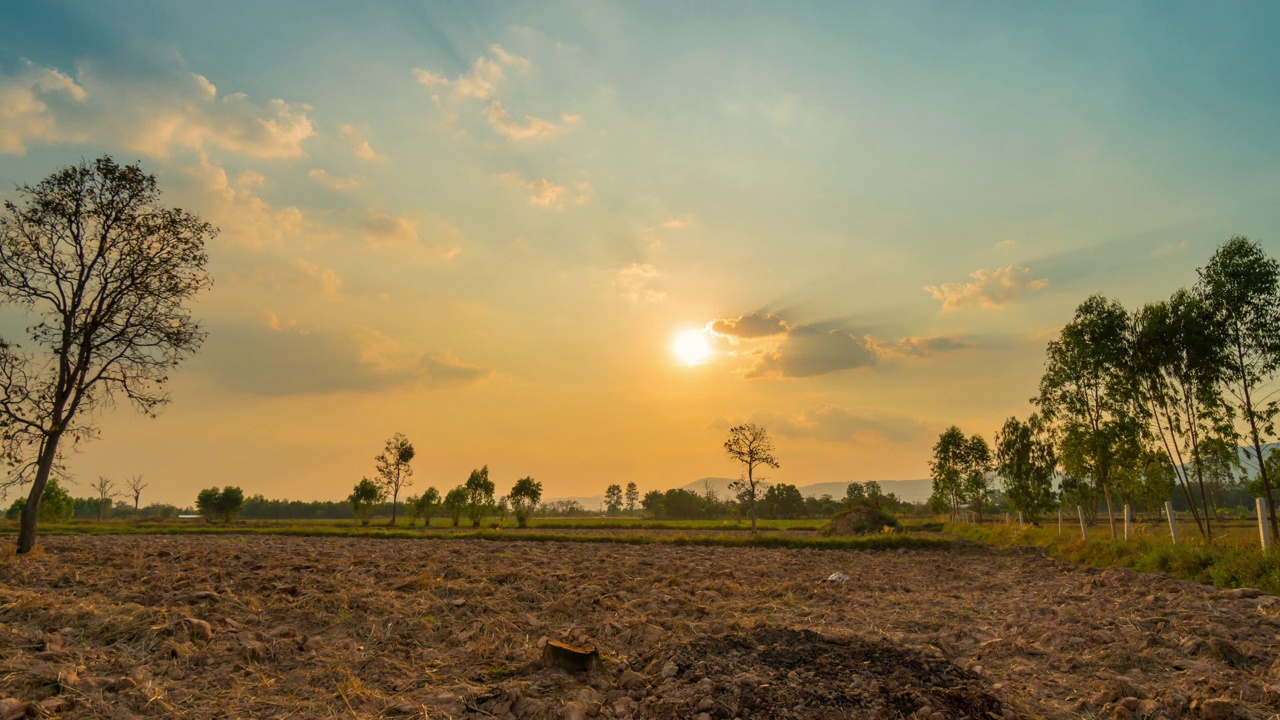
[{"left": 1, "top": 2, "right": 1279, "bottom": 506}]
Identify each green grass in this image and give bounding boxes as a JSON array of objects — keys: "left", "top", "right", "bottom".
[
  {"left": 0, "top": 518, "right": 948, "bottom": 552},
  {"left": 947, "top": 521, "right": 1280, "bottom": 594}
]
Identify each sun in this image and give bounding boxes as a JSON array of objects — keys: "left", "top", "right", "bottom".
[{"left": 672, "top": 329, "right": 713, "bottom": 366}]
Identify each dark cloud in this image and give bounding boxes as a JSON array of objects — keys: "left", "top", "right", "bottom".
[
  {"left": 710, "top": 312, "right": 789, "bottom": 338},
  {"left": 892, "top": 336, "right": 970, "bottom": 356},
  {"left": 745, "top": 325, "right": 878, "bottom": 378}
]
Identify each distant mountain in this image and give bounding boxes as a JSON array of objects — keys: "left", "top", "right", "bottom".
[{"left": 678, "top": 477, "right": 933, "bottom": 502}]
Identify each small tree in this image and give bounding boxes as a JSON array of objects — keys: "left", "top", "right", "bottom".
[
  {"left": 444, "top": 485, "right": 468, "bottom": 527},
  {"left": 349, "top": 477, "right": 384, "bottom": 526},
  {"left": 374, "top": 432, "right": 415, "bottom": 526},
  {"left": 6, "top": 478, "right": 73, "bottom": 522},
  {"left": 196, "top": 486, "right": 244, "bottom": 524},
  {"left": 410, "top": 487, "right": 440, "bottom": 527},
  {"left": 125, "top": 475, "right": 148, "bottom": 517},
  {"left": 465, "top": 466, "right": 495, "bottom": 527},
  {"left": 995, "top": 415, "right": 1057, "bottom": 521},
  {"left": 844, "top": 482, "right": 868, "bottom": 507},
  {"left": 604, "top": 484, "right": 623, "bottom": 514},
  {"left": 724, "top": 423, "right": 780, "bottom": 533},
  {"left": 963, "top": 435, "right": 994, "bottom": 521},
  {"left": 863, "top": 481, "right": 884, "bottom": 510},
  {"left": 509, "top": 476, "right": 543, "bottom": 528},
  {"left": 0, "top": 157, "right": 214, "bottom": 553},
  {"left": 930, "top": 426, "right": 968, "bottom": 520},
  {"left": 624, "top": 482, "right": 639, "bottom": 513},
  {"left": 91, "top": 476, "right": 118, "bottom": 521}
]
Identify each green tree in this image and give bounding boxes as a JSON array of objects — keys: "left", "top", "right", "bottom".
[
  {"left": 863, "top": 481, "right": 884, "bottom": 510},
  {"left": 0, "top": 157, "right": 213, "bottom": 553},
  {"left": 624, "top": 481, "right": 639, "bottom": 513},
  {"left": 724, "top": 423, "right": 780, "bottom": 533},
  {"left": 374, "top": 432, "right": 415, "bottom": 526},
  {"left": 1198, "top": 237, "right": 1280, "bottom": 538},
  {"left": 6, "top": 478, "right": 73, "bottom": 522},
  {"left": 348, "top": 478, "right": 384, "bottom": 526},
  {"left": 464, "top": 466, "right": 495, "bottom": 527},
  {"left": 604, "top": 484, "right": 623, "bottom": 514},
  {"left": 929, "top": 426, "right": 968, "bottom": 519},
  {"left": 409, "top": 487, "right": 440, "bottom": 527},
  {"left": 1036, "top": 295, "right": 1136, "bottom": 538},
  {"left": 1130, "top": 290, "right": 1232, "bottom": 540},
  {"left": 509, "top": 476, "right": 543, "bottom": 528},
  {"left": 962, "top": 435, "right": 994, "bottom": 520},
  {"left": 760, "top": 483, "right": 805, "bottom": 519},
  {"left": 641, "top": 489, "right": 665, "bottom": 517},
  {"left": 844, "top": 482, "right": 867, "bottom": 507},
  {"left": 196, "top": 486, "right": 244, "bottom": 524},
  {"left": 444, "top": 485, "right": 467, "bottom": 526},
  {"left": 995, "top": 415, "right": 1057, "bottom": 521}
]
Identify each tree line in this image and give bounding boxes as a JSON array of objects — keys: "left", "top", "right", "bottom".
[{"left": 931, "top": 237, "right": 1280, "bottom": 543}]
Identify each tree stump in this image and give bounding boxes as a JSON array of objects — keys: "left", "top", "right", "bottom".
[{"left": 541, "top": 640, "right": 600, "bottom": 673}]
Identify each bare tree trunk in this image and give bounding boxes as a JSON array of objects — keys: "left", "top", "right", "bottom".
[
  {"left": 1103, "top": 484, "right": 1116, "bottom": 540},
  {"left": 17, "top": 434, "right": 62, "bottom": 555},
  {"left": 390, "top": 490, "right": 398, "bottom": 526},
  {"left": 1247, "top": 419, "right": 1279, "bottom": 540}
]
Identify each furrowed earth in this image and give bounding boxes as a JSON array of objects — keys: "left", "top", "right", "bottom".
[{"left": 1, "top": 535, "right": 1279, "bottom": 719}]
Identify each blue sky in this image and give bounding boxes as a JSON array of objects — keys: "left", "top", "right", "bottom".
[{"left": 1, "top": 2, "right": 1278, "bottom": 504}]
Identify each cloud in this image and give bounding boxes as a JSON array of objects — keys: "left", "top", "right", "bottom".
[
  {"left": 710, "top": 312, "right": 788, "bottom": 339},
  {"left": 0, "top": 60, "right": 315, "bottom": 159},
  {"left": 363, "top": 210, "right": 419, "bottom": 249},
  {"left": 181, "top": 160, "right": 308, "bottom": 250},
  {"left": 501, "top": 172, "right": 590, "bottom": 209},
  {"left": 889, "top": 335, "right": 971, "bottom": 357},
  {"left": 413, "top": 44, "right": 530, "bottom": 101},
  {"left": 614, "top": 263, "right": 665, "bottom": 303},
  {"left": 421, "top": 352, "right": 494, "bottom": 386},
  {"left": 751, "top": 405, "right": 926, "bottom": 444},
  {"left": 745, "top": 325, "right": 878, "bottom": 378},
  {"left": 308, "top": 168, "right": 365, "bottom": 191},
  {"left": 339, "top": 124, "right": 385, "bottom": 162},
  {"left": 995, "top": 240, "right": 1017, "bottom": 249},
  {"left": 484, "top": 102, "right": 580, "bottom": 140},
  {"left": 289, "top": 258, "right": 342, "bottom": 296},
  {"left": 924, "top": 265, "right": 1049, "bottom": 311}
]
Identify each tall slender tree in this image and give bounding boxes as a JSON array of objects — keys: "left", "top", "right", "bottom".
[
  {"left": 1197, "top": 236, "right": 1280, "bottom": 539},
  {"left": 125, "top": 475, "right": 148, "bottom": 517},
  {"left": 929, "top": 426, "right": 968, "bottom": 520},
  {"left": 724, "top": 423, "right": 780, "bottom": 534},
  {"left": 374, "top": 433, "right": 415, "bottom": 525}
]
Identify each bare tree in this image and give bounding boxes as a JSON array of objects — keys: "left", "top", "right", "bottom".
[
  {"left": 374, "top": 432, "right": 415, "bottom": 525},
  {"left": 91, "top": 475, "right": 118, "bottom": 521},
  {"left": 125, "top": 474, "right": 148, "bottom": 517},
  {"left": 0, "top": 157, "right": 213, "bottom": 553},
  {"left": 725, "top": 423, "right": 780, "bottom": 534}
]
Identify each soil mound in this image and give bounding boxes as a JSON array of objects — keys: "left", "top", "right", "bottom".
[
  {"left": 635, "top": 626, "right": 1007, "bottom": 719},
  {"left": 820, "top": 506, "right": 899, "bottom": 536}
]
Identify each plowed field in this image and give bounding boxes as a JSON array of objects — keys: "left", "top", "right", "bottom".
[{"left": 1, "top": 535, "right": 1278, "bottom": 719}]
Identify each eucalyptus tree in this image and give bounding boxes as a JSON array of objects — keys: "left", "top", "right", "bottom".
[
  {"left": 374, "top": 432, "right": 415, "bottom": 525},
  {"left": 995, "top": 415, "right": 1057, "bottom": 521},
  {"left": 1036, "top": 295, "right": 1135, "bottom": 538},
  {"left": 1129, "top": 290, "right": 1232, "bottom": 540},
  {"left": 963, "top": 434, "right": 994, "bottom": 521},
  {"left": 929, "top": 426, "right": 968, "bottom": 520},
  {"left": 0, "top": 157, "right": 213, "bottom": 553},
  {"left": 464, "top": 466, "right": 495, "bottom": 527},
  {"left": 1197, "top": 236, "right": 1280, "bottom": 538}
]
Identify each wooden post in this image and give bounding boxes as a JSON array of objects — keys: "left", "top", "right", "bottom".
[
  {"left": 1018, "top": 511, "right": 1024, "bottom": 529},
  {"left": 1258, "top": 497, "right": 1273, "bottom": 552},
  {"left": 1077, "top": 506, "right": 1088, "bottom": 540},
  {"left": 1123, "top": 504, "right": 1131, "bottom": 541},
  {"left": 1165, "top": 501, "right": 1179, "bottom": 545},
  {"left": 1058, "top": 508, "right": 1063, "bottom": 536}
]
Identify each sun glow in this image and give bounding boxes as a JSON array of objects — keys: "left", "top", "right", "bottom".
[{"left": 672, "top": 329, "right": 713, "bottom": 365}]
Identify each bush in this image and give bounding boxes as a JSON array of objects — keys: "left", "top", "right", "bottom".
[{"left": 820, "top": 506, "right": 899, "bottom": 536}]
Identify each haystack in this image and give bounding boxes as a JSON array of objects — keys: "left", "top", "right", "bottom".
[{"left": 820, "top": 506, "right": 899, "bottom": 536}]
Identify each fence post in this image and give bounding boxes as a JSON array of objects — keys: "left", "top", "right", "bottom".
[
  {"left": 1165, "top": 501, "right": 1179, "bottom": 545},
  {"left": 1077, "top": 506, "right": 1088, "bottom": 540},
  {"left": 1123, "top": 504, "right": 1131, "bottom": 541},
  {"left": 1259, "top": 497, "right": 1273, "bottom": 552},
  {"left": 1018, "top": 511, "right": 1024, "bottom": 529},
  {"left": 1058, "top": 508, "right": 1063, "bottom": 537}
]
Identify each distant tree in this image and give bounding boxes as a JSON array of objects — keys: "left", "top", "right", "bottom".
[
  {"left": 1198, "top": 237, "right": 1280, "bottom": 538},
  {"left": 196, "top": 486, "right": 244, "bottom": 524},
  {"left": 844, "top": 482, "right": 867, "bottom": 507},
  {"left": 409, "top": 487, "right": 440, "bottom": 527},
  {"left": 125, "top": 475, "right": 148, "bottom": 517},
  {"left": 6, "top": 478, "right": 73, "bottom": 522},
  {"left": 444, "top": 485, "right": 468, "bottom": 526},
  {"left": 0, "top": 157, "right": 214, "bottom": 554},
  {"left": 624, "top": 482, "right": 639, "bottom": 513},
  {"left": 761, "top": 483, "right": 805, "bottom": 519},
  {"left": 604, "top": 483, "right": 624, "bottom": 514},
  {"left": 995, "top": 415, "right": 1057, "bottom": 521},
  {"left": 91, "top": 476, "right": 118, "bottom": 521},
  {"left": 963, "top": 435, "right": 994, "bottom": 521},
  {"left": 464, "top": 466, "right": 495, "bottom": 527},
  {"left": 374, "top": 432, "right": 415, "bottom": 526},
  {"left": 863, "top": 481, "right": 884, "bottom": 510},
  {"left": 348, "top": 478, "right": 384, "bottom": 527},
  {"left": 724, "top": 423, "right": 780, "bottom": 533},
  {"left": 660, "top": 488, "right": 706, "bottom": 519},
  {"left": 1037, "top": 295, "right": 1135, "bottom": 538},
  {"left": 930, "top": 426, "right": 968, "bottom": 519},
  {"left": 509, "top": 477, "right": 543, "bottom": 528},
  {"left": 641, "top": 490, "right": 665, "bottom": 517}
]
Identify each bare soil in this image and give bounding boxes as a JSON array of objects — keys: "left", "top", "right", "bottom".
[{"left": 0, "top": 535, "right": 1278, "bottom": 719}]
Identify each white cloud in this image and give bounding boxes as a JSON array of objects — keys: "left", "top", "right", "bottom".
[
  {"left": 485, "top": 102, "right": 580, "bottom": 140},
  {"left": 308, "top": 168, "right": 365, "bottom": 191},
  {"left": 414, "top": 44, "right": 530, "bottom": 101},
  {"left": 924, "top": 265, "right": 1049, "bottom": 311},
  {"left": 181, "top": 160, "right": 309, "bottom": 250},
  {"left": 614, "top": 263, "right": 665, "bottom": 303},
  {"left": 501, "top": 172, "right": 590, "bottom": 209},
  {"left": 339, "top": 124, "right": 386, "bottom": 162},
  {"left": 0, "top": 60, "right": 315, "bottom": 159},
  {"left": 289, "top": 258, "right": 342, "bottom": 296}
]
